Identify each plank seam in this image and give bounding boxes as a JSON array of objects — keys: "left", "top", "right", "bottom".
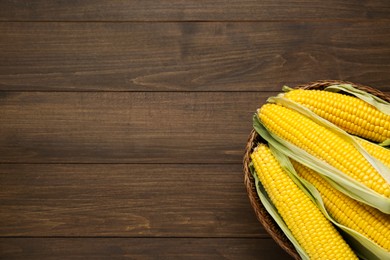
[
  {"left": 0, "top": 236, "right": 271, "bottom": 239},
  {"left": 1, "top": 19, "right": 390, "bottom": 23}
]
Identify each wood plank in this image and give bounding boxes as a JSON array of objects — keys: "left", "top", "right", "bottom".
[
  {"left": 0, "top": 0, "right": 389, "bottom": 21},
  {"left": 0, "top": 164, "right": 262, "bottom": 237},
  {"left": 0, "top": 92, "right": 264, "bottom": 163},
  {"left": 0, "top": 238, "right": 291, "bottom": 259},
  {"left": 1, "top": 22, "right": 390, "bottom": 91}
]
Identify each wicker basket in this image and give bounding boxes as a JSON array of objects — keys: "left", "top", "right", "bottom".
[{"left": 242, "top": 80, "right": 390, "bottom": 259}]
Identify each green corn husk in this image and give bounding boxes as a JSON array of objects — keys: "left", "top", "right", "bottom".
[
  {"left": 268, "top": 146, "right": 390, "bottom": 260},
  {"left": 283, "top": 84, "right": 390, "bottom": 146},
  {"left": 355, "top": 136, "right": 390, "bottom": 166},
  {"left": 324, "top": 84, "right": 390, "bottom": 115},
  {"left": 269, "top": 95, "right": 390, "bottom": 184},
  {"left": 325, "top": 84, "right": 390, "bottom": 146},
  {"left": 249, "top": 161, "right": 310, "bottom": 260},
  {"left": 253, "top": 101, "right": 390, "bottom": 213}
]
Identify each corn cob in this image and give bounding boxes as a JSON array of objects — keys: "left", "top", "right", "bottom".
[
  {"left": 292, "top": 160, "right": 390, "bottom": 251},
  {"left": 251, "top": 144, "right": 357, "bottom": 259},
  {"left": 358, "top": 139, "right": 390, "bottom": 169},
  {"left": 283, "top": 89, "right": 390, "bottom": 143},
  {"left": 258, "top": 103, "right": 390, "bottom": 197}
]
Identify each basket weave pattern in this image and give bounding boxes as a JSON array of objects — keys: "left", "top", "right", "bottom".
[{"left": 242, "top": 80, "right": 390, "bottom": 259}]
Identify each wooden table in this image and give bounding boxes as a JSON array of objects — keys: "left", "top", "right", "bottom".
[{"left": 0, "top": 1, "right": 389, "bottom": 259}]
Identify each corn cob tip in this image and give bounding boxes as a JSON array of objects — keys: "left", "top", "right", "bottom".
[
  {"left": 258, "top": 103, "right": 390, "bottom": 198},
  {"left": 251, "top": 144, "right": 358, "bottom": 259},
  {"left": 283, "top": 89, "right": 390, "bottom": 143}
]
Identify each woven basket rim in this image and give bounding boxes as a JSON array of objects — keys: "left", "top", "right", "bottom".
[{"left": 242, "top": 80, "right": 390, "bottom": 259}]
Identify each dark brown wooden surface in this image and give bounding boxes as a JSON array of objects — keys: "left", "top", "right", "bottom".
[
  {"left": 0, "top": 0, "right": 389, "bottom": 21},
  {"left": 0, "top": 164, "right": 261, "bottom": 237},
  {"left": 1, "top": 1, "right": 389, "bottom": 259},
  {"left": 1, "top": 22, "right": 390, "bottom": 91},
  {"left": 0, "top": 92, "right": 265, "bottom": 163},
  {"left": 0, "top": 238, "right": 291, "bottom": 259}
]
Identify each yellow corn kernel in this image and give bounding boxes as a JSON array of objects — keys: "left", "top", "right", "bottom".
[
  {"left": 284, "top": 89, "right": 390, "bottom": 143},
  {"left": 258, "top": 103, "right": 390, "bottom": 198},
  {"left": 292, "top": 160, "right": 390, "bottom": 251},
  {"left": 251, "top": 144, "right": 357, "bottom": 259},
  {"left": 358, "top": 139, "right": 390, "bottom": 169}
]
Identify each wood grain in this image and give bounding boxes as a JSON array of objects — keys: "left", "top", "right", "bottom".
[
  {"left": 0, "top": 0, "right": 389, "bottom": 21},
  {"left": 0, "top": 92, "right": 266, "bottom": 163},
  {"left": 2, "top": 1, "right": 388, "bottom": 259},
  {"left": 0, "top": 238, "right": 291, "bottom": 259},
  {"left": 0, "top": 164, "right": 262, "bottom": 237},
  {"left": 1, "top": 22, "right": 390, "bottom": 91}
]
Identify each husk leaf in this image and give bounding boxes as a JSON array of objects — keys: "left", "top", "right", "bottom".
[
  {"left": 269, "top": 95, "right": 390, "bottom": 184},
  {"left": 270, "top": 149, "right": 389, "bottom": 260},
  {"left": 249, "top": 159, "right": 309, "bottom": 260},
  {"left": 324, "top": 84, "right": 390, "bottom": 115},
  {"left": 253, "top": 114, "right": 390, "bottom": 213}
]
